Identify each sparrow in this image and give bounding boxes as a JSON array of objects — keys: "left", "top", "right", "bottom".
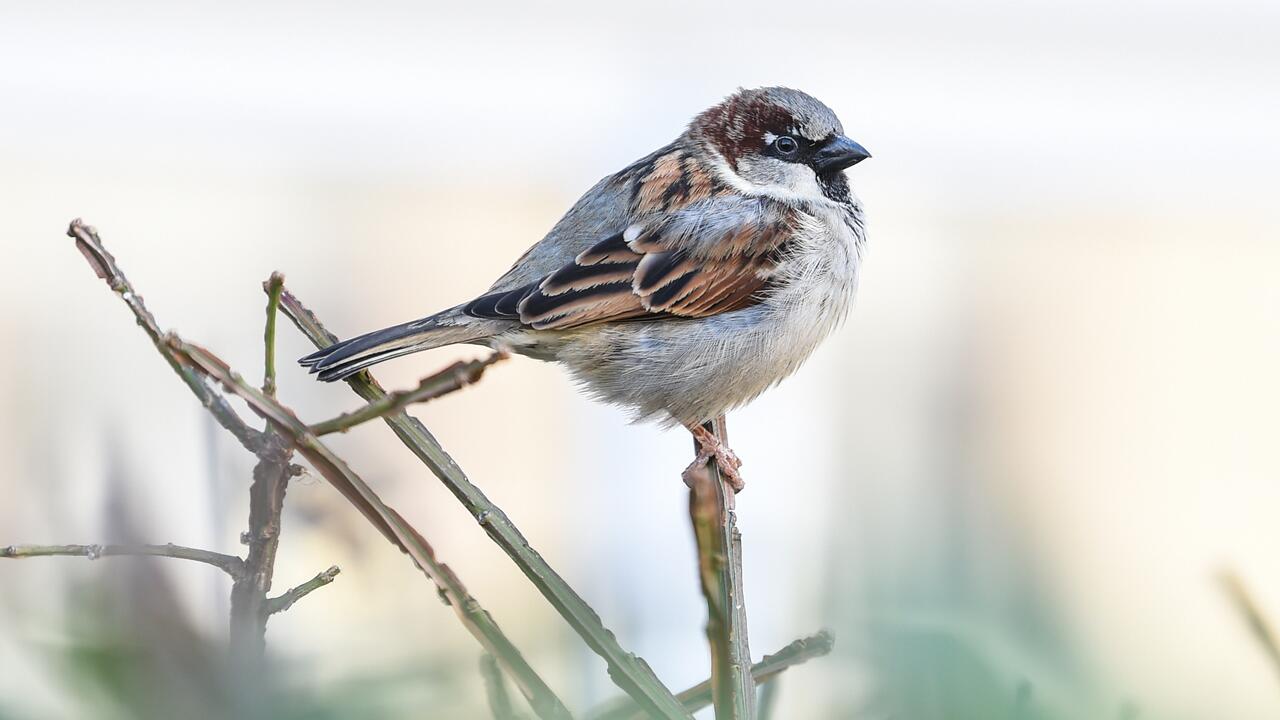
[{"left": 301, "top": 87, "right": 870, "bottom": 490}]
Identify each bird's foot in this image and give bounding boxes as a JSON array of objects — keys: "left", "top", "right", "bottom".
[{"left": 683, "top": 424, "right": 745, "bottom": 493}]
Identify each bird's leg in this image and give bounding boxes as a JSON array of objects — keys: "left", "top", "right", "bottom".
[{"left": 683, "top": 420, "right": 745, "bottom": 492}]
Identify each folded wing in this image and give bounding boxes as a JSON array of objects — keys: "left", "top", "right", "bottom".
[{"left": 464, "top": 197, "right": 795, "bottom": 330}]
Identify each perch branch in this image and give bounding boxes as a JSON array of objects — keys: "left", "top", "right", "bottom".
[
  {"left": 167, "top": 337, "right": 572, "bottom": 720},
  {"left": 689, "top": 416, "right": 754, "bottom": 719},
  {"left": 266, "top": 565, "right": 341, "bottom": 615},
  {"left": 278, "top": 287, "right": 692, "bottom": 720},
  {"left": 1, "top": 543, "right": 243, "bottom": 576},
  {"left": 308, "top": 351, "right": 508, "bottom": 436},
  {"left": 66, "top": 219, "right": 264, "bottom": 453},
  {"left": 590, "top": 631, "right": 834, "bottom": 720}
]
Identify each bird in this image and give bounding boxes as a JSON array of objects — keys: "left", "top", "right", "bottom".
[{"left": 301, "top": 87, "right": 870, "bottom": 490}]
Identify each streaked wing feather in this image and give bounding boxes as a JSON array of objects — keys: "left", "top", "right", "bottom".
[
  {"left": 464, "top": 151, "right": 793, "bottom": 331},
  {"left": 519, "top": 281, "right": 647, "bottom": 329},
  {"left": 542, "top": 260, "right": 637, "bottom": 294},
  {"left": 660, "top": 259, "right": 765, "bottom": 315},
  {"left": 575, "top": 232, "right": 636, "bottom": 265}
]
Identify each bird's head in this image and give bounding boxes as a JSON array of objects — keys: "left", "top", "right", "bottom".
[{"left": 690, "top": 87, "right": 870, "bottom": 203}]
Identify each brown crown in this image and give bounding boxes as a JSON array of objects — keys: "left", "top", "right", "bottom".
[{"left": 690, "top": 90, "right": 797, "bottom": 170}]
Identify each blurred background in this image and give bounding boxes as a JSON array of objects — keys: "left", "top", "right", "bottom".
[{"left": 2, "top": 1, "right": 1278, "bottom": 718}]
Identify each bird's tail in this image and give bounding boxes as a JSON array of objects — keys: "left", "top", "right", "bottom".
[{"left": 300, "top": 309, "right": 498, "bottom": 382}]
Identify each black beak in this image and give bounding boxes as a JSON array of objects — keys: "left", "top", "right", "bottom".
[{"left": 812, "top": 135, "right": 871, "bottom": 175}]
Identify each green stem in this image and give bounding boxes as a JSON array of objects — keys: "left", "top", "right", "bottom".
[{"left": 263, "top": 272, "right": 284, "bottom": 397}]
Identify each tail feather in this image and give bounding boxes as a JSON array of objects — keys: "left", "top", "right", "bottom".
[{"left": 300, "top": 311, "right": 498, "bottom": 382}]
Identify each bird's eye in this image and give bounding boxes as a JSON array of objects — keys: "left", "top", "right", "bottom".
[{"left": 773, "top": 135, "right": 799, "bottom": 155}]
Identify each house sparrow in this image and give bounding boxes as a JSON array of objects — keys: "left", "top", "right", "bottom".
[{"left": 301, "top": 87, "right": 869, "bottom": 490}]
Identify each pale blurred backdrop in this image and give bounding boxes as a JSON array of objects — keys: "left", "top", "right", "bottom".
[{"left": 2, "top": 1, "right": 1279, "bottom": 718}]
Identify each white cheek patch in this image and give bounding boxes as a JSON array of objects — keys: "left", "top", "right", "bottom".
[
  {"left": 705, "top": 151, "right": 836, "bottom": 207},
  {"left": 779, "top": 163, "right": 825, "bottom": 200}
]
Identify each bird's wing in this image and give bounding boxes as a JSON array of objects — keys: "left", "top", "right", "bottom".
[{"left": 465, "top": 194, "right": 796, "bottom": 330}]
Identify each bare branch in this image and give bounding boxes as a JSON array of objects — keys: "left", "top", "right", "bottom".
[
  {"left": 1, "top": 543, "right": 243, "bottom": 577},
  {"left": 229, "top": 430, "right": 294, "bottom": 662},
  {"left": 61, "top": 223, "right": 312, "bottom": 673},
  {"left": 689, "top": 416, "right": 754, "bottom": 719},
  {"left": 65, "top": 219, "right": 264, "bottom": 453},
  {"left": 590, "top": 631, "right": 834, "bottom": 720},
  {"left": 279, "top": 287, "right": 691, "bottom": 720},
  {"left": 266, "top": 565, "right": 341, "bottom": 615},
  {"left": 165, "top": 336, "right": 572, "bottom": 720},
  {"left": 309, "top": 351, "right": 508, "bottom": 436},
  {"left": 231, "top": 272, "right": 294, "bottom": 665},
  {"left": 63, "top": 222, "right": 567, "bottom": 713}
]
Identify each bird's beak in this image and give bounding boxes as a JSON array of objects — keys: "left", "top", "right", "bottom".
[{"left": 813, "top": 135, "right": 871, "bottom": 175}]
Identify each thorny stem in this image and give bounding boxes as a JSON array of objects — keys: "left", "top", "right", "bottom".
[
  {"left": 589, "top": 631, "right": 834, "bottom": 720},
  {"left": 690, "top": 416, "right": 754, "bottom": 720},
  {"left": 278, "top": 287, "right": 691, "bottom": 720},
  {"left": 1, "top": 543, "right": 244, "bottom": 576},
  {"left": 308, "top": 351, "right": 507, "bottom": 436},
  {"left": 266, "top": 565, "right": 341, "bottom": 615}
]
